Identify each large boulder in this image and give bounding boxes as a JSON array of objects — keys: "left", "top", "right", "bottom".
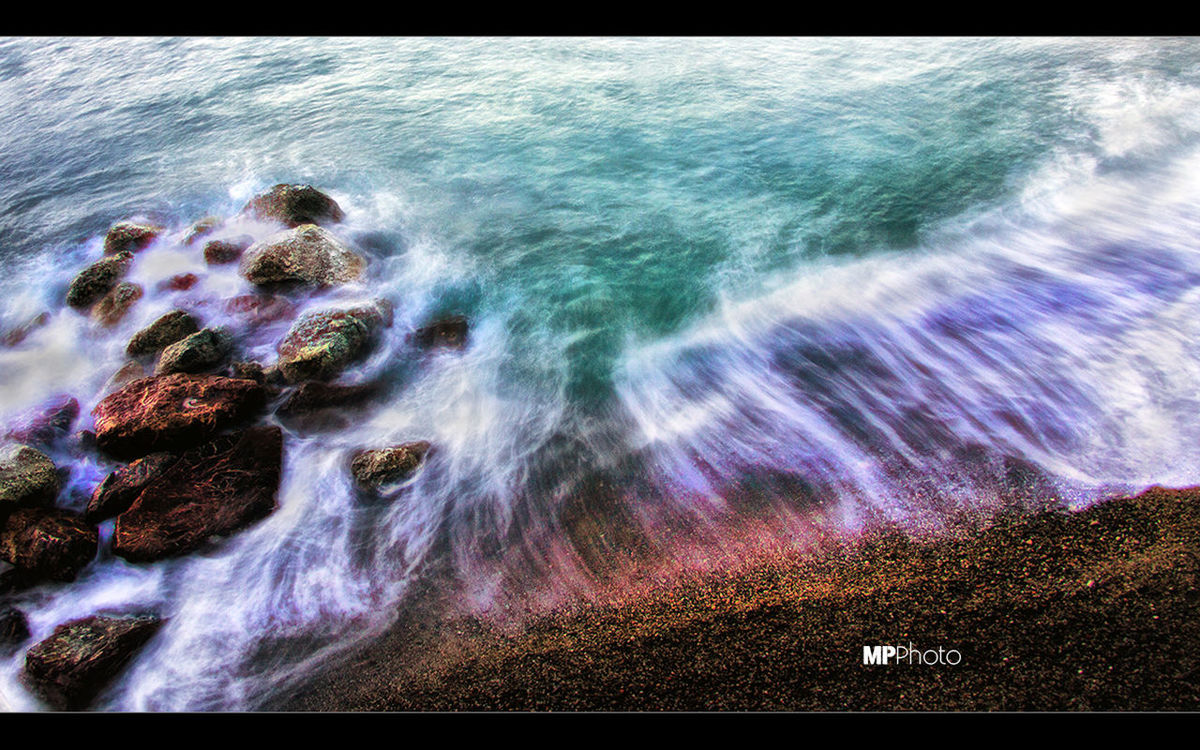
[
  {"left": 411, "top": 314, "right": 468, "bottom": 350},
  {"left": 239, "top": 225, "right": 365, "bottom": 287},
  {"left": 126, "top": 310, "right": 201, "bottom": 357},
  {"left": 4, "top": 395, "right": 79, "bottom": 447},
  {"left": 275, "top": 302, "right": 390, "bottom": 383},
  {"left": 22, "top": 614, "right": 163, "bottom": 710},
  {"left": 0, "top": 444, "right": 60, "bottom": 514},
  {"left": 92, "top": 282, "right": 143, "bottom": 327},
  {"left": 112, "top": 426, "right": 282, "bottom": 562},
  {"left": 350, "top": 441, "right": 431, "bottom": 490},
  {"left": 0, "top": 508, "right": 97, "bottom": 582},
  {"left": 154, "top": 327, "right": 232, "bottom": 376},
  {"left": 104, "top": 222, "right": 163, "bottom": 255},
  {"left": 85, "top": 452, "right": 179, "bottom": 524},
  {"left": 66, "top": 251, "right": 133, "bottom": 309},
  {"left": 92, "top": 373, "right": 265, "bottom": 460},
  {"left": 242, "top": 184, "right": 344, "bottom": 228}
]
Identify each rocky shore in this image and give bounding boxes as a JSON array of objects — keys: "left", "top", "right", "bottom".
[
  {"left": 279, "top": 485, "right": 1200, "bottom": 711},
  {"left": 0, "top": 185, "right": 458, "bottom": 710}
]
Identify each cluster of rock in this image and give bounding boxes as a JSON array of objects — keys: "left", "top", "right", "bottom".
[{"left": 0, "top": 184, "right": 462, "bottom": 709}]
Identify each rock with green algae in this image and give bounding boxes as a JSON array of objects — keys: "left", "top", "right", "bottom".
[
  {"left": 239, "top": 224, "right": 365, "bottom": 287},
  {"left": 0, "top": 444, "right": 60, "bottom": 513},
  {"left": 103, "top": 221, "right": 163, "bottom": 256},
  {"left": 274, "top": 301, "right": 391, "bottom": 383},
  {"left": 242, "top": 183, "right": 344, "bottom": 228},
  {"left": 66, "top": 251, "right": 133, "bottom": 309},
  {"left": 125, "top": 310, "right": 202, "bottom": 357},
  {"left": 154, "top": 327, "right": 233, "bottom": 376},
  {"left": 350, "top": 441, "right": 432, "bottom": 490}
]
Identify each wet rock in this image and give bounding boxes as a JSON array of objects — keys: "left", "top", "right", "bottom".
[
  {"left": 411, "top": 314, "right": 468, "bottom": 350},
  {"left": 277, "top": 380, "right": 378, "bottom": 417},
  {"left": 113, "top": 426, "right": 282, "bottom": 562},
  {"left": 4, "top": 395, "right": 80, "bottom": 447},
  {"left": 0, "top": 508, "right": 98, "bottom": 583},
  {"left": 158, "top": 273, "right": 199, "bottom": 292},
  {"left": 104, "top": 361, "right": 147, "bottom": 393},
  {"left": 275, "top": 303, "right": 389, "bottom": 383},
  {"left": 0, "top": 444, "right": 60, "bottom": 514},
  {"left": 0, "top": 560, "right": 27, "bottom": 593},
  {"left": 0, "top": 606, "right": 30, "bottom": 653},
  {"left": 1, "top": 312, "right": 50, "bottom": 347},
  {"left": 203, "top": 236, "right": 252, "bottom": 265},
  {"left": 92, "top": 373, "right": 266, "bottom": 460},
  {"left": 183, "top": 216, "right": 222, "bottom": 246},
  {"left": 155, "top": 327, "right": 232, "bottom": 376},
  {"left": 239, "top": 224, "right": 365, "bottom": 287},
  {"left": 22, "top": 614, "right": 163, "bottom": 710},
  {"left": 85, "top": 452, "right": 179, "bottom": 524},
  {"left": 126, "top": 310, "right": 202, "bottom": 357},
  {"left": 104, "top": 222, "right": 163, "bottom": 255},
  {"left": 227, "top": 361, "right": 265, "bottom": 384},
  {"left": 224, "top": 294, "right": 297, "bottom": 326},
  {"left": 92, "top": 282, "right": 143, "bottom": 327},
  {"left": 66, "top": 251, "right": 133, "bottom": 309},
  {"left": 242, "top": 184, "right": 344, "bottom": 228},
  {"left": 350, "top": 441, "right": 431, "bottom": 490}
]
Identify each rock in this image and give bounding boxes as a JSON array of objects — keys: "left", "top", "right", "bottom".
[
  {"left": 66, "top": 251, "right": 133, "bottom": 309},
  {"left": 224, "top": 294, "right": 297, "bottom": 326},
  {"left": 92, "top": 373, "right": 266, "bottom": 460},
  {"left": 203, "top": 236, "right": 252, "bottom": 265},
  {"left": 104, "top": 222, "right": 163, "bottom": 255},
  {"left": 154, "top": 327, "right": 232, "bottom": 376},
  {"left": 411, "top": 314, "right": 468, "bottom": 350},
  {"left": 1, "top": 312, "right": 50, "bottom": 347},
  {"left": 1, "top": 559, "right": 28, "bottom": 593},
  {"left": 85, "top": 452, "right": 179, "bottom": 524},
  {"left": 183, "top": 216, "right": 222, "bottom": 246},
  {"left": 126, "top": 310, "right": 202, "bottom": 357},
  {"left": 0, "top": 508, "right": 98, "bottom": 582},
  {"left": 227, "top": 361, "right": 265, "bottom": 384},
  {"left": 0, "top": 444, "right": 60, "bottom": 514},
  {"left": 113, "top": 426, "right": 282, "bottom": 562},
  {"left": 277, "top": 380, "right": 378, "bottom": 417},
  {"left": 350, "top": 441, "right": 431, "bottom": 489},
  {"left": 275, "top": 303, "right": 390, "bottom": 383},
  {"left": 157, "top": 273, "right": 199, "bottom": 292},
  {"left": 242, "top": 184, "right": 344, "bottom": 228},
  {"left": 105, "top": 361, "right": 147, "bottom": 392},
  {"left": 1, "top": 606, "right": 30, "bottom": 653},
  {"left": 4, "top": 395, "right": 80, "bottom": 447},
  {"left": 92, "top": 282, "right": 143, "bottom": 327},
  {"left": 239, "top": 225, "right": 365, "bottom": 287},
  {"left": 22, "top": 614, "right": 163, "bottom": 710}
]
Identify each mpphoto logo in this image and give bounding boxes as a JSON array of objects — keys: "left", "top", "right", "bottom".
[{"left": 863, "top": 644, "right": 961, "bottom": 666}]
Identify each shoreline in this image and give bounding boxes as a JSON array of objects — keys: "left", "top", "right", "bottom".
[{"left": 279, "top": 486, "right": 1200, "bottom": 711}]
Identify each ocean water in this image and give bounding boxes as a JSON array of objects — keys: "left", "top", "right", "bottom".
[{"left": 3, "top": 36, "right": 1200, "bottom": 710}]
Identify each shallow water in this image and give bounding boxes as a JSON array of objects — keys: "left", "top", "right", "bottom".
[{"left": 3, "top": 37, "right": 1200, "bottom": 710}]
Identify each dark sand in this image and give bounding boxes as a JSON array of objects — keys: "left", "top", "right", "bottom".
[{"left": 279, "top": 486, "right": 1200, "bottom": 711}]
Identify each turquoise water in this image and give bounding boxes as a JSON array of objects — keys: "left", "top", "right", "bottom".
[{"left": 4, "top": 37, "right": 1200, "bottom": 710}]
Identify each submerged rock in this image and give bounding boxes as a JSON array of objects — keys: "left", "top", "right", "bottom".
[
  {"left": 85, "top": 452, "right": 179, "bottom": 524},
  {"left": 203, "top": 236, "right": 252, "bottom": 265},
  {"left": 4, "top": 395, "right": 80, "bottom": 447},
  {"left": 126, "top": 310, "right": 202, "bottom": 358},
  {"left": 22, "top": 614, "right": 163, "bottom": 710},
  {"left": 0, "top": 508, "right": 97, "bottom": 583},
  {"left": 155, "top": 327, "right": 232, "bottom": 376},
  {"left": 0, "top": 606, "right": 30, "bottom": 653},
  {"left": 224, "top": 294, "right": 297, "bottom": 326},
  {"left": 275, "top": 302, "right": 390, "bottom": 383},
  {"left": 411, "top": 314, "right": 468, "bottom": 350},
  {"left": 113, "top": 426, "right": 283, "bottom": 562},
  {"left": 104, "top": 222, "right": 163, "bottom": 255},
  {"left": 350, "top": 441, "right": 431, "bottom": 490},
  {"left": 66, "top": 251, "right": 133, "bottom": 309},
  {"left": 277, "top": 380, "right": 378, "bottom": 417},
  {"left": 1, "top": 312, "right": 50, "bottom": 347},
  {"left": 158, "top": 273, "right": 199, "bottom": 292},
  {"left": 92, "top": 373, "right": 265, "bottom": 460},
  {"left": 182, "top": 216, "right": 223, "bottom": 246},
  {"left": 239, "top": 224, "right": 365, "bottom": 287},
  {"left": 242, "top": 184, "right": 344, "bottom": 228},
  {"left": 92, "top": 282, "right": 143, "bottom": 327},
  {"left": 0, "top": 444, "right": 60, "bottom": 513}
]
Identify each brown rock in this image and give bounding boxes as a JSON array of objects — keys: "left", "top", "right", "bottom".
[
  {"left": 157, "top": 273, "right": 199, "bottom": 292},
  {"left": 85, "top": 452, "right": 179, "bottom": 524},
  {"left": 0, "top": 444, "right": 60, "bottom": 514},
  {"left": 242, "top": 184, "right": 344, "bottom": 228},
  {"left": 104, "top": 222, "right": 163, "bottom": 255},
  {"left": 0, "top": 508, "right": 98, "bottom": 583},
  {"left": 239, "top": 224, "right": 364, "bottom": 287},
  {"left": 92, "top": 282, "right": 143, "bottom": 327},
  {"left": 203, "top": 236, "right": 252, "bottom": 265},
  {"left": 66, "top": 252, "right": 133, "bottom": 309},
  {"left": 92, "top": 373, "right": 265, "bottom": 460},
  {"left": 227, "top": 361, "right": 266, "bottom": 384},
  {"left": 350, "top": 441, "right": 431, "bottom": 490},
  {"left": 126, "top": 310, "right": 202, "bottom": 357},
  {"left": 1, "top": 312, "right": 51, "bottom": 347},
  {"left": 113, "top": 426, "right": 282, "bottom": 562},
  {"left": 22, "top": 614, "right": 163, "bottom": 710},
  {"left": 411, "top": 315, "right": 468, "bottom": 350},
  {"left": 224, "top": 294, "right": 296, "bottom": 326}
]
